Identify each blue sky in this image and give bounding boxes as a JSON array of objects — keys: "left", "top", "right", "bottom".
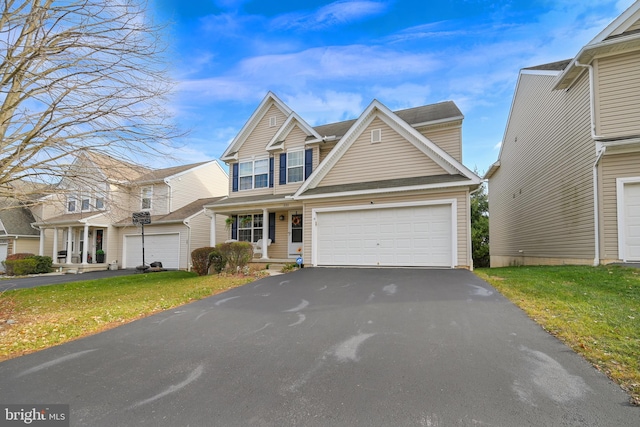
[{"left": 150, "top": 0, "right": 634, "bottom": 174}]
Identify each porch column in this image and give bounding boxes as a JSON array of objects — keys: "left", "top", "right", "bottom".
[
  {"left": 82, "top": 224, "right": 89, "bottom": 264},
  {"left": 209, "top": 210, "right": 216, "bottom": 247},
  {"left": 53, "top": 228, "right": 58, "bottom": 260},
  {"left": 66, "top": 227, "right": 72, "bottom": 263},
  {"left": 38, "top": 227, "right": 44, "bottom": 256},
  {"left": 262, "top": 208, "right": 269, "bottom": 259}
]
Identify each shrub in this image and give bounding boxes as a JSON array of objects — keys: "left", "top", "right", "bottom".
[
  {"left": 191, "top": 246, "right": 216, "bottom": 276},
  {"left": 2, "top": 253, "right": 35, "bottom": 276},
  {"left": 4, "top": 258, "right": 38, "bottom": 276},
  {"left": 208, "top": 248, "right": 227, "bottom": 274},
  {"left": 216, "top": 241, "right": 253, "bottom": 272},
  {"left": 32, "top": 256, "right": 53, "bottom": 274}
]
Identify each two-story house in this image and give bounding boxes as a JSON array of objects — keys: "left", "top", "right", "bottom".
[
  {"left": 204, "top": 92, "right": 481, "bottom": 268},
  {"left": 485, "top": 1, "right": 640, "bottom": 267},
  {"left": 32, "top": 152, "right": 228, "bottom": 271}
]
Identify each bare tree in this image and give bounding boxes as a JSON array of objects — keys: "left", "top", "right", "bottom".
[{"left": 0, "top": 0, "right": 179, "bottom": 206}]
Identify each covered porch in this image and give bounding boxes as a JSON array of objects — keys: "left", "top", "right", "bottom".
[
  {"left": 204, "top": 194, "right": 305, "bottom": 263},
  {"left": 34, "top": 215, "right": 112, "bottom": 273}
]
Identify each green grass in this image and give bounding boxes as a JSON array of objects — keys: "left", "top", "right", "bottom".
[
  {"left": 476, "top": 265, "right": 640, "bottom": 404},
  {"left": 0, "top": 271, "right": 256, "bottom": 361}
]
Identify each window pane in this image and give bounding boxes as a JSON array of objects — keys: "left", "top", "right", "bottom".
[
  {"left": 142, "top": 198, "right": 151, "bottom": 209},
  {"left": 82, "top": 199, "right": 90, "bottom": 210},
  {"left": 239, "top": 176, "right": 252, "bottom": 190},
  {"left": 254, "top": 229, "right": 263, "bottom": 242},
  {"left": 239, "top": 162, "right": 253, "bottom": 176},
  {"left": 68, "top": 200, "right": 76, "bottom": 212},
  {"left": 254, "top": 174, "right": 268, "bottom": 188},
  {"left": 288, "top": 151, "right": 303, "bottom": 167},
  {"left": 253, "top": 214, "right": 263, "bottom": 228},
  {"left": 254, "top": 159, "right": 268, "bottom": 174},
  {"left": 238, "top": 229, "right": 252, "bottom": 242},
  {"left": 288, "top": 166, "right": 303, "bottom": 183},
  {"left": 96, "top": 198, "right": 104, "bottom": 209}
]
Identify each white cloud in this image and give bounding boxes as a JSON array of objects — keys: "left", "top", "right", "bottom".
[
  {"left": 284, "top": 91, "right": 364, "bottom": 125},
  {"left": 271, "top": 1, "right": 388, "bottom": 31},
  {"left": 493, "top": 141, "right": 502, "bottom": 150}
]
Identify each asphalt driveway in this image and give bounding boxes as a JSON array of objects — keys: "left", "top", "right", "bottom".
[{"left": 0, "top": 268, "right": 635, "bottom": 426}]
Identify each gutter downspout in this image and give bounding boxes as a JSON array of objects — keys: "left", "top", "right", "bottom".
[
  {"left": 592, "top": 147, "right": 606, "bottom": 266},
  {"left": 574, "top": 60, "right": 606, "bottom": 266},
  {"left": 183, "top": 218, "right": 192, "bottom": 271},
  {"left": 164, "top": 178, "right": 173, "bottom": 213}
]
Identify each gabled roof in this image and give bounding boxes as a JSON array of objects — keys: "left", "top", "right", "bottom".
[
  {"left": 114, "top": 196, "right": 226, "bottom": 225},
  {"left": 0, "top": 198, "right": 38, "bottom": 236},
  {"left": 554, "top": 1, "right": 640, "bottom": 90},
  {"left": 134, "top": 161, "right": 215, "bottom": 184},
  {"left": 82, "top": 152, "right": 150, "bottom": 183},
  {"left": 221, "top": 92, "right": 293, "bottom": 161},
  {"left": 266, "top": 112, "right": 322, "bottom": 151},
  {"left": 295, "top": 99, "right": 480, "bottom": 198}
]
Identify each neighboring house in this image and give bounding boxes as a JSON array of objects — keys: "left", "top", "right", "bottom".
[
  {"left": 31, "top": 152, "right": 229, "bottom": 271},
  {"left": 0, "top": 198, "right": 40, "bottom": 272},
  {"left": 485, "top": 2, "right": 640, "bottom": 267},
  {"left": 204, "top": 92, "right": 481, "bottom": 268}
]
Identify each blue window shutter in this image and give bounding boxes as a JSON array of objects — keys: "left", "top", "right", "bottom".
[
  {"left": 269, "top": 212, "right": 276, "bottom": 243},
  {"left": 269, "top": 157, "right": 274, "bottom": 188},
  {"left": 279, "top": 153, "right": 287, "bottom": 185},
  {"left": 232, "top": 163, "right": 239, "bottom": 192},
  {"left": 305, "top": 148, "right": 313, "bottom": 180},
  {"left": 231, "top": 216, "right": 238, "bottom": 240}
]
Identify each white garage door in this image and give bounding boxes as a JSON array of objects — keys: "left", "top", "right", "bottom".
[
  {"left": 0, "top": 243, "right": 8, "bottom": 272},
  {"left": 623, "top": 182, "right": 640, "bottom": 261},
  {"left": 316, "top": 204, "right": 453, "bottom": 267},
  {"left": 124, "top": 233, "right": 180, "bottom": 269}
]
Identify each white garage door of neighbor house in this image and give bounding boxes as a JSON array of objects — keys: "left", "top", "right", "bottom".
[
  {"left": 124, "top": 233, "right": 180, "bottom": 269},
  {"left": 624, "top": 182, "right": 640, "bottom": 261},
  {"left": 0, "top": 243, "right": 8, "bottom": 272},
  {"left": 316, "top": 204, "right": 453, "bottom": 267}
]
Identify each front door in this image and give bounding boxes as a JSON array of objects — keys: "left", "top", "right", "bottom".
[{"left": 288, "top": 212, "right": 303, "bottom": 257}]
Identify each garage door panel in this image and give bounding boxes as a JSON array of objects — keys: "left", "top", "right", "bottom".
[
  {"left": 624, "top": 183, "right": 640, "bottom": 261},
  {"left": 317, "top": 204, "right": 452, "bottom": 267},
  {"left": 125, "top": 233, "right": 180, "bottom": 269}
]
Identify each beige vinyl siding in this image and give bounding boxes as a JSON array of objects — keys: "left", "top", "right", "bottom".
[
  {"left": 595, "top": 52, "right": 640, "bottom": 137},
  {"left": 625, "top": 18, "right": 640, "bottom": 33},
  {"left": 418, "top": 124, "right": 462, "bottom": 162},
  {"left": 168, "top": 164, "right": 228, "bottom": 211},
  {"left": 230, "top": 104, "right": 288, "bottom": 197},
  {"left": 319, "top": 143, "right": 337, "bottom": 163},
  {"left": 489, "top": 72, "right": 595, "bottom": 266},
  {"left": 302, "top": 189, "right": 470, "bottom": 268},
  {"left": 185, "top": 212, "right": 227, "bottom": 264},
  {"left": 14, "top": 238, "right": 39, "bottom": 255},
  {"left": 268, "top": 210, "right": 290, "bottom": 259},
  {"left": 275, "top": 126, "right": 314, "bottom": 195},
  {"left": 599, "top": 152, "right": 640, "bottom": 261},
  {"left": 318, "top": 117, "right": 448, "bottom": 187}
]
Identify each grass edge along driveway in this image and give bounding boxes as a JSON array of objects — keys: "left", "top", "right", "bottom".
[
  {"left": 0, "top": 271, "right": 256, "bottom": 362},
  {"left": 476, "top": 265, "right": 639, "bottom": 405}
]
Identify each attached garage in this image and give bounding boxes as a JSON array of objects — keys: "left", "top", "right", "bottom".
[
  {"left": 124, "top": 233, "right": 180, "bottom": 269},
  {"left": 619, "top": 180, "right": 640, "bottom": 261},
  {"left": 314, "top": 201, "right": 455, "bottom": 267},
  {"left": 0, "top": 243, "right": 7, "bottom": 272}
]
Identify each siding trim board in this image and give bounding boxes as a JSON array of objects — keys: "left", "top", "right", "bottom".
[{"left": 616, "top": 176, "right": 640, "bottom": 261}]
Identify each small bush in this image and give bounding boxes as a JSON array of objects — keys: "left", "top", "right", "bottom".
[
  {"left": 2, "top": 253, "right": 36, "bottom": 276},
  {"left": 4, "top": 258, "right": 38, "bottom": 276},
  {"left": 32, "top": 256, "right": 53, "bottom": 274},
  {"left": 208, "top": 248, "right": 227, "bottom": 274},
  {"left": 217, "top": 242, "right": 253, "bottom": 272},
  {"left": 191, "top": 247, "right": 216, "bottom": 276}
]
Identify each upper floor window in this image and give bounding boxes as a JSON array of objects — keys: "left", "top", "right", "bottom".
[
  {"left": 239, "top": 159, "right": 269, "bottom": 190},
  {"left": 81, "top": 196, "right": 90, "bottom": 211},
  {"left": 287, "top": 150, "right": 304, "bottom": 183},
  {"left": 67, "top": 196, "right": 76, "bottom": 213},
  {"left": 95, "top": 197, "right": 105, "bottom": 210},
  {"left": 141, "top": 186, "right": 152, "bottom": 210}
]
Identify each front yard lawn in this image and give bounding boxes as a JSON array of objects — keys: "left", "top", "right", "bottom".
[
  {"left": 0, "top": 271, "right": 256, "bottom": 362},
  {"left": 476, "top": 265, "right": 639, "bottom": 405}
]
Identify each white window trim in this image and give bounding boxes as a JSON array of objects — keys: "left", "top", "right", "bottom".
[
  {"left": 286, "top": 149, "right": 304, "bottom": 184},
  {"left": 239, "top": 158, "right": 269, "bottom": 191},
  {"left": 616, "top": 176, "right": 640, "bottom": 261},
  {"left": 237, "top": 213, "right": 264, "bottom": 243},
  {"left": 141, "top": 186, "right": 153, "bottom": 211},
  {"left": 81, "top": 195, "right": 91, "bottom": 212},
  {"left": 67, "top": 196, "right": 77, "bottom": 213}
]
